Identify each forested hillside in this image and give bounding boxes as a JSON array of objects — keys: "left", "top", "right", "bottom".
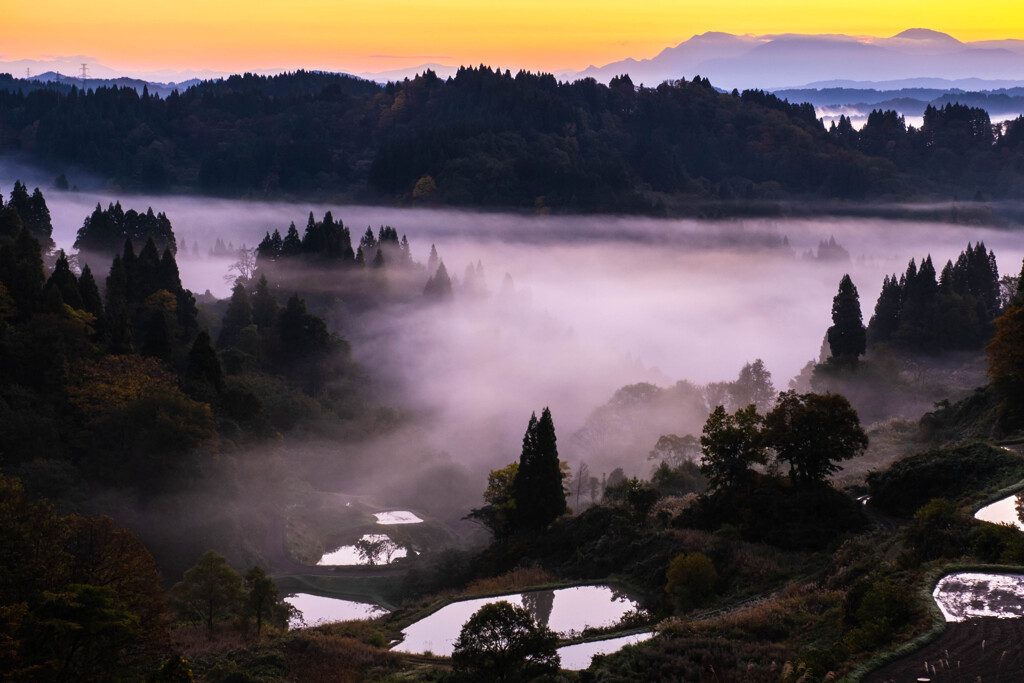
[{"left": 4, "top": 69, "right": 1024, "bottom": 210}]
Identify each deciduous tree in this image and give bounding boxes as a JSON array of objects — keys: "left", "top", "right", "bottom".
[
  {"left": 699, "top": 404, "right": 765, "bottom": 492},
  {"left": 762, "top": 391, "right": 868, "bottom": 485},
  {"left": 451, "top": 601, "right": 559, "bottom": 682},
  {"left": 169, "top": 551, "right": 246, "bottom": 639}
]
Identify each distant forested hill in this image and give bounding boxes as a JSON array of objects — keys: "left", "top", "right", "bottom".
[{"left": 2, "top": 68, "right": 1024, "bottom": 210}]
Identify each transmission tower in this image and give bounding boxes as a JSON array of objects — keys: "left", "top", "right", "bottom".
[{"left": 80, "top": 63, "right": 89, "bottom": 89}]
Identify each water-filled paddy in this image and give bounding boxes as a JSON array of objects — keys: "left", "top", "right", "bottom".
[
  {"left": 974, "top": 494, "right": 1024, "bottom": 531},
  {"left": 933, "top": 573, "right": 1024, "bottom": 622},
  {"left": 374, "top": 510, "right": 424, "bottom": 524},
  {"left": 317, "top": 533, "right": 408, "bottom": 566},
  {"left": 285, "top": 593, "right": 387, "bottom": 627},
  {"left": 392, "top": 585, "right": 642, "bottom": 656},
  {"left": 556, "top": 632, "right": 654, "bottom": 670}
]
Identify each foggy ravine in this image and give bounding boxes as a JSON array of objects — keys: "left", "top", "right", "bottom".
[{"left": 6, "top": 167, "right": 1024, "bottom": 501}]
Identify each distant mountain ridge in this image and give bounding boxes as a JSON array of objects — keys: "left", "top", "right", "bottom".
[
  {"left": 4, "top": 28, "right": 1024, "bottom": 95},
  {"left": 567, "top": 29, "right": 1024, "bottom": 90},
  {"left": 0, "top": 71, "right": 202, "bottom": 98}
]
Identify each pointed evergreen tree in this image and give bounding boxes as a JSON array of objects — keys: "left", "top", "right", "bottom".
[
  {"left": 424, "top": 260, "right": 453, "bottom": 300},
  {"left": 427, "top": 244, "right": 439, "bottom": 275},
  {"left": 141, "top": 308, "right": 173, "bottom": 362},
  {"left": 867, "top": 274, "right": 901, "bottom": 346},
  {"left": 45, "top": 250, "right": 83, "bottom": 310},
  {"left": 251, "top": 275, "right": 278, "bottom": 330},
  {"left": 78, "top": 264, "right": 103, "bottom": 318},
  {"left": 26, "top": 187, "right": 54, "bottom": 252},
  {"left": 137, "top": 237, "right": 163, "bottom": 297},
  {"left": 302, "top": 212, "right": 323, "bottom": 254},
  {"left": 512, "top": 407, "right": 566, "bottom": 531},
  {"left": 826, "top": 274, "right": 866, "bottom": 364},
  {"left": 185, "top": 330, "right": 224, "bottom": 399},
  {"left": 158, "top": 248, "right": 183, "bottom": 293},
  {"left": 2, "top": 228, "right": 46, "bottom": 316},
  {"left": 256, "top": 232, "right": 276, "bottom": 263},
  {"left": 105, "top": 254, "right": 128, "bottom": 316},
  {"left": 282, "top": 222, "right": 302, "bottom": 257},
  {"left": 400, "top": 234, "right": 412, "bottom": 266},
  {"left": 218, "top": 281, "right": 253, "bottom": 349}
]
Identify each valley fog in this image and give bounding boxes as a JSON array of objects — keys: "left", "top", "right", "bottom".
[{"left": 10, "top": 174, "right": 1024, "bottom": 484}]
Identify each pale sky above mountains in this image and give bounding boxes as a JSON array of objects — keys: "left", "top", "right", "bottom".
[{"left": 5, "top": 1, "right": 1024, "bottom": 78}]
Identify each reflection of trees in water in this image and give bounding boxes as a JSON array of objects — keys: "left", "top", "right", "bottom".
[
  {"left": 355, "top": 535, "right": 400, "bottom": 565},
  {"left": 522, "top": 590, "right": 554, "bottom": 628},
  {"left": 610, "top": 587, "right": 630, "bottom": 603}
]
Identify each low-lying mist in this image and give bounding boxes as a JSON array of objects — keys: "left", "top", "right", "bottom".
[{"left": 6, "top": 165, "right": 1024, "bottom": 512}]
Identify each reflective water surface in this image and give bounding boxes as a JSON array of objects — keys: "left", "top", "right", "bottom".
[
  {"left": 933, "top": 573, "right": 1024, "bottom": 622},
  {"left": 285, "top": 592, "right": 387, "bottom": 627},
  {"left": 556, "top": 632, "right": 654, "bottom": 670},
  {"left": 392, "top": 585, "right": 641, "bottom": 656}
]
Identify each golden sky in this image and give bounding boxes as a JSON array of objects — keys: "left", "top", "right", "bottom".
[{"left": 6, "top": 0, "right": 1024, "bottom": 74}]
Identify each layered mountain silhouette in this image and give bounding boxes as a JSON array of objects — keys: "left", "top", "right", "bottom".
[
  {"left": 569, "top": 29, "right": 1024, "bottom": 90},
  {"left": 4, "top": 29, "right": 1022, "bottom": 92}
]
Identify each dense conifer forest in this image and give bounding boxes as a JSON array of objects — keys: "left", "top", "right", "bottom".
[{"left": 3, "top": 69, "right": 1024, "bottom": 210}]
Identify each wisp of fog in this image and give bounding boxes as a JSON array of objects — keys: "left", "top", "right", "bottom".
[{"left": 5, "top": 167, "right": 1024, "bottom": 491}]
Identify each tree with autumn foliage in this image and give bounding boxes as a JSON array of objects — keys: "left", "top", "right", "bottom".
[
  {"left": 0, "top": 474, "right": 170, "bottom": 680},
  {"left": 987, "top": 264, "right": 1024, "bottom": 430}
]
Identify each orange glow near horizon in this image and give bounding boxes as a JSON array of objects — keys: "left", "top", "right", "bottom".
[{"left": 5, "top": 0, "right": 1024, "bottom": 75}]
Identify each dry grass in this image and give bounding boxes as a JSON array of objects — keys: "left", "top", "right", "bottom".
[
  {"left": 462, "top": 566, "right": 558, "bottom": 596},
  {"left": 170, "top": 624, "right": 251, "bottom": 657},
  {"left": 667, "top": 583, "right": 846, "bottom": 644},
  {"left": 284, "top": 516, "right": 326, "bottom": 565},
  {"left": 283, "top": 633, "right": 396, "bottom": 683},
  {"left": 833, "top": 417, "right": 924, "bottom": 488}
]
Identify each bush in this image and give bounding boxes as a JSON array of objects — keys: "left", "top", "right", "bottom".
[
  {"left": 867, "top": 443, "right": 1024, "bottom": 517},
  {"left": 844, "top": 579, "right": 917, "bottom": 651},
  {"left": 665, "top": 552, "right": 717, "bottom": 611},
  {"left": 903, "top": 498, "right": 973, "bottom": 561}
]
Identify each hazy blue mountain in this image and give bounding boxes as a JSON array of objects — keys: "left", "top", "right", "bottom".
[{"left": 564, "top": 29, "right": 1024, "bottom": 90}]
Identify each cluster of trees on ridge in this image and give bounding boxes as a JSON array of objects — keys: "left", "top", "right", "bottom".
[
  {"left": 5, "top": 69, "right": 1024, "bottom": 208},
  {"left": 0, "top": 182, "right": 370, "bottom": 573}
]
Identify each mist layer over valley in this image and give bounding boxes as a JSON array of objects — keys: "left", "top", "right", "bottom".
[
  {"left": 20, "top": 176, "right": 1024, "bottom": 497},
  {"left": 7, "top": 147, "right": 1024, "bottom": 681}
]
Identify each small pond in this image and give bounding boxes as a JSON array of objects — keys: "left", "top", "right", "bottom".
[
  {"left": 285, "top": 593, "right": 387, "bottom": 627},
  {"left": 317, "top": 533, "right": 408, "bottom": 566},
  {"left": 933, "top": 573, "right": 1024, "bottom": 622},
  {"left": 974, "top": 494, "right": 1024, "bottom": 531},
  {"left": 557, "top": 632, "right": 654, "bottom": 670},
  {"left": 392, "top": 585, "right": 642, "bottom": 656},
  {"left": 375, "top": 510, "right": 423, "bottom": 524}
]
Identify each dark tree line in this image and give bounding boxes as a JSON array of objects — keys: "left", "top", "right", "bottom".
[
  {"left": 75, "top": 201, "right": 177, "bottom": 256},
  {"left": 7, "top": 69, "right": 1024, "bottom": 208},
  {"left": 255, "top": 213, "right": 413, "bottom": 270},
  {"left": 867, "top": 242, "right": 1001, "bottom": 353},
  {"left": 1, "top": 183, "right": 358, "bottom": 497}
]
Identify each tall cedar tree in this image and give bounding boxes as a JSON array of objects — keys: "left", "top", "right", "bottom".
[
  {"left": 218, "top": 281, "right": 253, "bottom": 349},
  {"left": 827, "top": 274, "right": 867, "bottom": 363},
  {"left": 867, "top": 274, "right": 902, "bottom": 346},
  {"left": 513, "top": 408, "right": 566, "bottom": 530}
]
